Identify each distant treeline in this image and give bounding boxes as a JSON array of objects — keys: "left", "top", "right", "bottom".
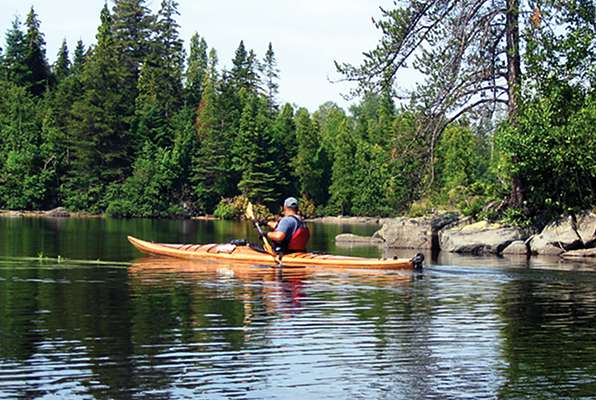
[{"left": 0, "top": 1, "right": 593, "bottom": 226}]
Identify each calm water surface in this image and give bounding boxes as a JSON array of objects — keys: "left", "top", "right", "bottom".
[{"left": 1, "top": 217, "right": 595, "bottom": 399}]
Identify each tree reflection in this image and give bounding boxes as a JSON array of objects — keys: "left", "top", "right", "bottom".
[{"left": 497, "top": 275, "right": 596, "bottom": 398}]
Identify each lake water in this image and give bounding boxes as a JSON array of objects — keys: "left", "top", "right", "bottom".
[{"left": 1, "top": 217, "right": 595, "bottom": 399}]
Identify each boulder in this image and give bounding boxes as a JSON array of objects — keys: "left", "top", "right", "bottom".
[
  {"left": 46, "top": 207, "right": 70, "bottom": 218},
  {"left": 373, "top": 217, "right": 433, "bottom": 249},
  {"left": 576, "top": 212, "right": 596, "bottom": 247},
  {"left": 373, "top": 213, "right": 460, "bottom": 250},
  {"left": 439, "top": 220, "right": 525, "bottom": 254},
  {"left": 335, "top": 234, "right": 383, "bottom": 245},
  {"left": 529, "top": 216, "right": 583, "bottom": 255},
  {"left": 501, "top": 240, "right": 529, "bottom": 255},
  {"left": 561, "top": 248, "right": 596, "bottom": 260}
]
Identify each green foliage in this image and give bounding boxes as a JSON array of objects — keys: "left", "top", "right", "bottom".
[
  {"left": 497, "top": 86, "right": 596, "bottom": 218},
  {"left": 293, "top": 108, "right": 330, "bottom": 205},
  {"left": 233, "top": 91, "right": 280, "bottom": 205},
  {"left": 0, "top": 3, "right": 592, "bottom": 224},
  {"left": 184, "top": 33, "right": 208, "bottom": 109},
  {"left": 106, "top": 141, "right": 183, "bottom": 218},
  {"left": 23, "top": 7, "right": 51, "bottom": 97},
  {"left": 213, "top": 196, "right": 271, "bottom": 220}
]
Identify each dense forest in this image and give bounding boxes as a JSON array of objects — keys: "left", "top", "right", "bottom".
[{"left": 0, "top": 0, "right": 593, "bottom": 227}]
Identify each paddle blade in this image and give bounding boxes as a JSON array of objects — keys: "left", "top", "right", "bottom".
[{"left": 245, "top": 202, "right": 255, "bottom": 221}]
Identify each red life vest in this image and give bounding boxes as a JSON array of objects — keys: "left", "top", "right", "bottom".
[{"left": 287, "top": 216, "right": 310, "bottom": 251}]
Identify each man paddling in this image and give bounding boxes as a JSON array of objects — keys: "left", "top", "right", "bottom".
[{"left": 266, "top": 197, "right": 310, "bottom": 253}]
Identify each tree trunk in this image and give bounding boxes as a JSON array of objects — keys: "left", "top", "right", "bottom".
[{"left": 506, "top": 0, "right": 524, "bottom": 207}]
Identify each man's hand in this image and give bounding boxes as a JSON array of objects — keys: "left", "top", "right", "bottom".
[{"left": 267, "top": 220, "right": 277, "bottom": 230}]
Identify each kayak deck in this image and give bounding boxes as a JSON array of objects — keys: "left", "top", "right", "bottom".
[{"left": 127, "top": 236, "right": 420, "bottom": 270}]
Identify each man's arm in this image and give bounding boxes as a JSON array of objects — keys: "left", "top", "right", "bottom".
[{"left": 267, "top": 230, "right": 286, "bottom": 242}]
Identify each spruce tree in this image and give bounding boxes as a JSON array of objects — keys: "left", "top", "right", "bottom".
[
  {"left": 64, "top": 4, "right": 133, "bottom": 211},
  {"left": 329, "top": 119, "right": 356, "bottom": 215},
  {"left": 2, "top": 18, "right": 29, "bottom": 86},
  {"left": 230, "top": 41, "right": 260, "bottom": 92},
  {"left": 272, "top": 103, "right": 296, "bottom": 197},
  {"left": 293, "top": 108, "right": 329, "bottom": 205},
  {"left": 53, "top": 39, "right": 70, "bottom": 82},
  {"left": 111, "top": 0, "right": 153, "bottom": 79},
  {"left": 261, "top": 42, "right": 280, "bottom": 111},
  {"left": 233, "top": 91, "right": 280, "bottom": 205},
  {"left": 191, "top": 60, "right": 228, "bottom": 212},
  {"left": 184, "top": 33, "right": 208, "bottom": 109},
  {"left": 0, "top": 81, "right": 50, "bottom": 209},
  {"left": 134, "top": 0, "right": 184, "bottom": 148},
  {"left": 72, "top": 40, "right": 86, "bottom": 73},
  {"left": 24, "top": 7, "right": 51, "bottom": 96}
]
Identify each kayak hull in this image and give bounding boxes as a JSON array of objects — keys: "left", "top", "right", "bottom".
[{"left": 127, "top": 236, "right": 418, "bottom": 270}]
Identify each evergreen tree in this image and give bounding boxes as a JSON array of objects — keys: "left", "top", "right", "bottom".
[
  {"left": 111, "top": 0, "right": 154, "bottom": 79},
  {"left": 230, "top": 41, "right": 260, "bottom": 92},
  {"left": 184, "top": 33, "right": 208, "bottom": 109},
  {"left": 272, "top": 103, "right": 296, "bottom": 197},
  {"left": 24, "top": 7, "right": 51, "bottom": 96},
  {"left": 134, "top": 0, "right": 184, "bottom": 148},
  {"left": 233, "top": 91, "right": 280, "bottom": 205},
  {"left": 2, "top": 18, "right": 29, "bottom": 86},
  {"left": 191, "top": 61, "right": 228, "bottom": 212},
  {"left": 293, "top": 108, "right": 329, "bottom": 205},
  {"left": 72, "top": 40, "right": 86, "bottom": 73},
  {"left": 328, "top": 119, "right": 356, "bottom": 214},
  {"left": 261, "top": 42, "right": 279, "bottom": 110},
  {"left": 0, "top": 81, "right": 51, "bottom": 209},
  {"left": 64, "top": 4, "right": 133, "bottom": 211},
  {"left": 53, "top": 39, "right": 70, "bottom": 82}
]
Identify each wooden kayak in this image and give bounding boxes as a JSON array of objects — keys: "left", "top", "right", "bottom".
[{"left": 127, "top": 236, "right": 423, "bottom": 270}]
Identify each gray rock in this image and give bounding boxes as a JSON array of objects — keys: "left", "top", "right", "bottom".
[
  {"left": 576, "top": 212, "right": 596, "bottom": 247},
  {"left": 430, "top": 212, "right": 460, "bottom": 231},
  {"left": 309, "top": 216, "right": 380, "bottom": 225},
  {"left": 501, "top": 240, "right": 529, "bottom": 255},
  {"left": 335, "top": 234, "right": 383, "bottom": 245},
  {"left": 46, "top": 207, "right": 70, "bottom": 218},
  {"left": 530, "top": 216, "right": 583, "bottom": 255},
  {"left": 439, "top": 221, "right": 525, "bottom": 254},
  {"left": 373, "top": 217, "right": 434, "bottom": 249},
  {"left": 561, "top": 248, "right": 596, "bottom": 259}
]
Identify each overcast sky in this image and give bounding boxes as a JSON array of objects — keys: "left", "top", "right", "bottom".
[{"left": 0, "top": 0, "right": 419, "bottom": 111}]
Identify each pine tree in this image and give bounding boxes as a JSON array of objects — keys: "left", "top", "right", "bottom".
[
  {"left": 230, "top": 41, "right": 260, "bottom": 92},
  {"left": 293, "top": 108, "right": 329, "bottom": 205},
  {"left": 111, "top": 0, "right": 154, "bottom": 130},
  {"left": 329, "top": 119, "right": 356, "bottom": 214},
  {"left": 2, "top": 18, "right": 29, "bottom": 86},
  {"left": 24, "top": 7, "right": 51, "bottom": 96},
  {"left": 64, "top": 4, "right": 133, "bottom": 211},
  {"left": 261, "top": 42, "right": 280, "bottom": 111},
  {"left": 184, "top": 33, "right": 208, "bottom": 109},
  {"left": 233, "top": 91, "right": 280, "bottom": 205},
  {"left": 72, "top": 40, "right": 86, "bottom": 73},
  {"left": 191, "top": 60, "right": 228, "bottom": 212},
  {"left": 272, "top": 103, "right": 296, "bottom": 196},
  {"left": 111, "top": 0, "right": 154, "bottom": 79},
  {"left": 134, "top": 0, "right": 184, "bottom": 148},
  {"left": 0, "top": 81, "right": 50, "bottom": 209},
  {"left": 53, "top": 39, "right": 70, "bottom": 82}
]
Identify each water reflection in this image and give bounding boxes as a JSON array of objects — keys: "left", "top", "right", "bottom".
[
  {"left": 2, "top": 217, "right": 596, "bottom": 399},
  {"left": 497, "top": 273, "right": 596, "bottom": 398}
]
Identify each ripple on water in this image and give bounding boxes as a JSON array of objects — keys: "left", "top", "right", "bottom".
[{"left": 2, "top": 258, "right": 596, "bottom": 399}]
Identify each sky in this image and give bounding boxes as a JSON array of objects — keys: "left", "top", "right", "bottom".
[{"left": 0, "top": 0, "right": 418, "bottom": 111}]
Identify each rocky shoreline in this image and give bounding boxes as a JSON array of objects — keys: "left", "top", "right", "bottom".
[
  {"left": 0, "top": 207, "right": 101, "bottom": 218},
  {"left": 336, "top": 211, "right": 596, "bottom": 262}
]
